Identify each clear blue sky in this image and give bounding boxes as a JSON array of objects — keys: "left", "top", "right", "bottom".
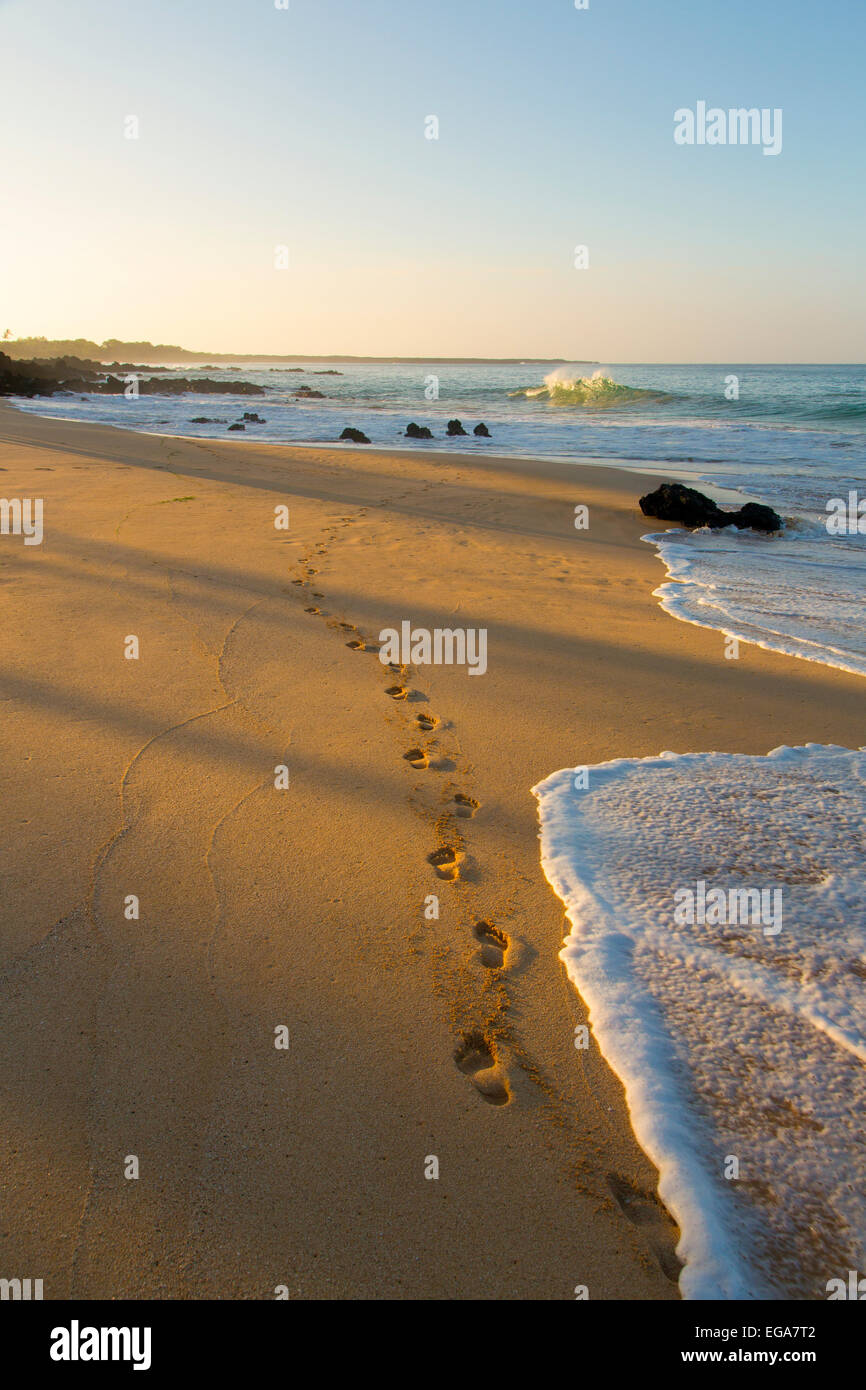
[{"left": 1, "top": 0, "right": 863, "bottom": 358}]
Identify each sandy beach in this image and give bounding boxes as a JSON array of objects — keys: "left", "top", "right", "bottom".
[{"left": 1, "top": 400, "right": 864, "bottom": 1301}]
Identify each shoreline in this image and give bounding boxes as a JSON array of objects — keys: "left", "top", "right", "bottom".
[
  {"left": 645, "top": 530, "right": 866, "bottom": 680},
  {"left": 1, "top": 394, "right": 768, "bottom": 498},
  {"left": 1, "top": 400, "right": 864, "bottom": 1299}
]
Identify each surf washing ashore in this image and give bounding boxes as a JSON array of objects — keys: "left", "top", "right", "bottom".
[
  {"left": 1, "top": 385, "right": 864, "bottom": 1302},
  {"left": 534, "top": 745, "right": 866, "bottom": 1299}
]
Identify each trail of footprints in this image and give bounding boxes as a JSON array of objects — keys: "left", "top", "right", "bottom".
[
  {"left": 398, "top": 695, "right": 511, "bottom": 1107},
  {"left": 294, "top": 527, "right": 679, "bottom": 1273},
  {"left": 289, "top": 514, "right": 513, "bottom": 1108}
]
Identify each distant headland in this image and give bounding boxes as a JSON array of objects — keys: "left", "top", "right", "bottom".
[{"left": 2, "top": 337, "right": 582, "bottom": 367}]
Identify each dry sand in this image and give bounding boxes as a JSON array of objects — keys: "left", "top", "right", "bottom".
[{"left": 1, "top": 402, "right": 863, "bottom": 1300}]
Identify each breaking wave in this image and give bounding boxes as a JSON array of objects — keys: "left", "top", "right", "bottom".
[{"left": 509, "top": 365, "right": 672, "bottom": 407}]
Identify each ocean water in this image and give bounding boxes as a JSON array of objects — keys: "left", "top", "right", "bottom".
[
  {"left": 533, "top": 745, "right": 866, "bottom": 1301},
  {"left": 14, "top": 360, "right": 866, "bottom": 675}
]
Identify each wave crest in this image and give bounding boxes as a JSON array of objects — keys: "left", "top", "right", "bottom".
[{"left": 510, "top": 365, "right": 671, "bottom": 407}]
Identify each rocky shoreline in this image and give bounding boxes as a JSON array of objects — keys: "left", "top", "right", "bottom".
[{"left": 0, "top": 352, "right": 266, "bottom": 398}]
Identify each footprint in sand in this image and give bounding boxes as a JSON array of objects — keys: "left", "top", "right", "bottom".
[
  {"left": 474, "top": 921, "right": 509, "bottom": 969},
  {"left": 428, "top": 846, "right": 463, "bottom": 881},
  {"left": 453, "top": 793, "right": 480, "bottom": 819},
  {"left": 606, "top": 1173, "right": 682, "bottom": 1284},
  {"left": 291, "top": 579, "right": 305, "bottom": 586},
  {"left": 385, "top": 685, "right": 409, "bottom": 701},
  {"left": 305, "top": 606, "right": 321, "bottom": 614},
  {"left": 453, "top": 1031, "right": 510, "bottom": 1106},
  {"left": 416, "top": 712, "right": 438, "bottom": 732},
  {"left": 346, "top": 638, "right": 366, "bottom": 650},
  {"left": 404, "top": 748, "right": 429, "bottom": 769}
]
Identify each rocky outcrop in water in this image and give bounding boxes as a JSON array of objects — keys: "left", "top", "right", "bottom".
[
  {"left": 473, "top": 422, "right": 491, "bottom": 437},
  {"left": 0, "top": 352, "right": 98, "bottom": 396},
  {"left": 93, "top": 376, "right": 266, "bottom": 396},
  {"left": 405, "top": 422, "right": 433, "bottom": 439},
  {"left": 446, "top": 419, "right": 467, "bottom": 436},
  {"left": 339, "top": 427, "right": 370, "bottom": 444},
  {"left": 0, "top": 351, "right": 267, "bottom": 398},
  {"left": 639, "top": 482, "right": 782, "bottom": 532}
]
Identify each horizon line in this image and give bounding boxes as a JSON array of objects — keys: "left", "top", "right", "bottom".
[{"left": 4, "top": 341, "right": 864, "bottom": 367}]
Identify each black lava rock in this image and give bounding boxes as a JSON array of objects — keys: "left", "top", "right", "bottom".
[
  {"left": 339, "top": 427, "right": 371, "bottom": 444},
  {"left": 639, "top": 483, "right": 724, "bottom": 526},
  {"left": 473, "top": 422, "right": 491, "bottom": 437},
  {"left": 406, "top": 422, "right": 434, "bottom": 439},
  {"left": 100, "top": 376, "right": 266, "bottom": 396},
  {"left": 0, "top": 351, "right": 269, "bottom": 398},
  {"left": 446, "top": 419, "right": 467, "bottom": 436},
  {"left": 639, "top": 482, "right": 781, "bottom": 533},
  {"left": 731, "top": 501, "right": 782, "bottom": 532}
]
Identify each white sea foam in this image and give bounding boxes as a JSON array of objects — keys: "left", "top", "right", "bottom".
[
  {"left": 641, "top": 452, "right": 866, "bottom": 678},
  {"left": 532, "top": 745, "right": 866, "bottom": 1300},
  {"left": 643, "top": 523, "right": 866, "bottom": 677}
]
